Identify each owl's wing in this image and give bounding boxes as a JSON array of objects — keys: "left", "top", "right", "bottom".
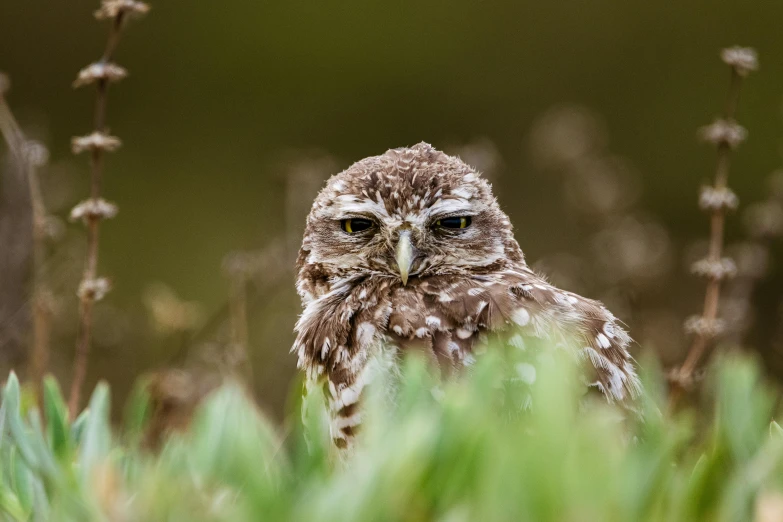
[
  {"left": 412, "top": 266, "right": 641, "bottom": 402},
  {"left": 293, "top": 276, "right": 395, "bottom": 449}
]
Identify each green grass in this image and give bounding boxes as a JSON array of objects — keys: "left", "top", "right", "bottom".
[{"left": 1, "top": 349, "right": 782, "bottom": 521}]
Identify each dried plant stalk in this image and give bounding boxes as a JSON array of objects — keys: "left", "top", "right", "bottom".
[
  {"left": 0, "top": 74, "right": 53, "bottom": 398},
  {"left": 27, "top": 151, "right": 52, "bottom": 400},
  {"left": 673, "top": 47, "right": 758, "bottom": 392},
  {"left": 229, "top": 276, "right": 253, "bottom": 383},
  {"left": 229, "top": 278, "right": 249, "bottom": 359},
  {"left": 222, "top": 252, "right": 257, "bottom": 384},
  {"left": 69, "top": 1, "right": 148, "bottom": 418}
]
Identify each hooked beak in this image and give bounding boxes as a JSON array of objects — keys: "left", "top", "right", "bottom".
[{"left": 395, "top": 230, "right": 414, "bottom": 286}]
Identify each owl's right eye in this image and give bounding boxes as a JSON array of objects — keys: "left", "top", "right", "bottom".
[{"left": 341, "top": 218, "right": 374, "bottom": 234}]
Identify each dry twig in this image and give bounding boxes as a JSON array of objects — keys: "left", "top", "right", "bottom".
[
  {"left": 0, "top": 73, "right": 54, "bottom": 398},
  {"left": 69, "top": 0, "right": 149, "bottom": 418},
  {"left": 671, "top": 47, "right": 758, "bottom": 396}
]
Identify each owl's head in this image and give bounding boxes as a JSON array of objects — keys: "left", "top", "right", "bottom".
[{"left": 299, "top": 143, "right": 524, "bottom": 289}]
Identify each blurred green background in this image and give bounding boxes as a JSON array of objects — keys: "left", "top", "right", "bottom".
[{"left": 1, "top": 0, "right": 782, "bottom": 416}]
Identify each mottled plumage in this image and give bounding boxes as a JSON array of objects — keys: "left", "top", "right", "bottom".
[{"left": 293, "top": 142, "right": 640, "bottom": 449}]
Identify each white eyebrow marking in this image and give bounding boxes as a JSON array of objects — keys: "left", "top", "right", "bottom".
[
  {"left": 334, "top": 196, "right": 390, "bottom": 219},
  {"left": 427, "top": 198, "right": 472, "bottom": 216},
  {"left": 451, "top": 187, "right": 474, "bottom": 199}
]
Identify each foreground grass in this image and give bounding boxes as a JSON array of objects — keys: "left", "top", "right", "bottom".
[{"left": 1, "top": 350, "right": 782, "bottom": 521}]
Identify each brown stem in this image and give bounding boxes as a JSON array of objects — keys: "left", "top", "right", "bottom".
[
  {"left": 29, "top": 173, "right": 51, "bottom": 402},
  {"left": 673, "top": 68, "right": 744, "bottom": 397},
  {"left": 0, "top": 88, "right": 52, "bottom": 402},
  {"left": 68, "top": 11, "right": 127, "bottom": 419},
  {"left": 229, "top": 276, "right": 253, "bottom": 383}
]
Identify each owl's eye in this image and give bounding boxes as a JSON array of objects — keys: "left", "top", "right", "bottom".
[
  {"left": 341, "top": 218, "right": 374, "bottom": 234},
  {"left": 435, "top": 216, "right": 472, "bottom": 229}
]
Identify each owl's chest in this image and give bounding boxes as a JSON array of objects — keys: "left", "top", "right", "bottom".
[{"left": 364, "top": 285, "right": 490, "bottom": 371}]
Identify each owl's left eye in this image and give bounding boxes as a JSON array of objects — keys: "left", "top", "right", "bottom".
[
  {"left": 435, "top": 216, "right": 472, "bottom": 229},
  {"left": 341, "top": 218, "right": 374, "bottom": 234}
]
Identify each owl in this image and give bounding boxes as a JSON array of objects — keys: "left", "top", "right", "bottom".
[{"left": 293, "top": 142, "right": 640, "bottom": 449}]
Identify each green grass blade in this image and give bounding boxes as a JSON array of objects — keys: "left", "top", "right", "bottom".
[
  {"left": 77, "top": 382, "right": 111, "bottom": 485},
  {"left": 2, "top": 374, "right": 38, "bottom": 471},
  {"left": 121, "top": 378, "right": 151, "bottom": 449},
  {"left": 0, "top": 487, "right": 27, "bottom": 521},
  {"left": 9, "top": 448, "right": 33, "bottom": 517},
  {"left": 42, "top": 377, "right": 70, "bottom": 459}
]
